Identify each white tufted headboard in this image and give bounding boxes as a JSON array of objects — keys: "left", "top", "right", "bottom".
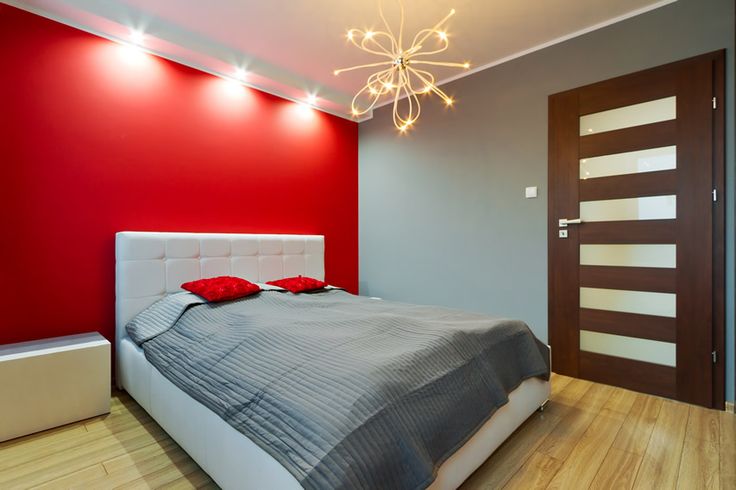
[{"left": 115, "top": 231, "right": 325, "bottom": 353}]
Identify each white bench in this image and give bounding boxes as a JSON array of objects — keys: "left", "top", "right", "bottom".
[{"left": 0, "top": 332, "right": 110, "bottom": 442}]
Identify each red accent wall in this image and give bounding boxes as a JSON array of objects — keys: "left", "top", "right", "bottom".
[{"left": 0, "top": 5, "right": 359, "bottom": 346}]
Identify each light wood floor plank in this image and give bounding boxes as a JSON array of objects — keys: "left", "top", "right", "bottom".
[
  {"left": 0, "top": 421, "right": 170, "bottom": 487},
  {"left": 102, "top": 438, "right": 179, "bottom": 474},
  {"left": 0, "top": 405, "right": 157, "bottom": 472},
  {"left": 677, "top": 437, "right": 720, "bottom": 489},
  {"left": 633, "top": 399, "right": 690, "bottom": 490},
  {"left": 79, "top": 440, "right": 191, "bottom": 489},
  {"left": 114, "top": 458, "right": 203, "bottom": 489},
  {"left": 1, "top": 380, "right": 732, "bottom": 490},
  {"left": 719, "top": 411, "right": 736, "bottom": 489},
  {"left": 545, "top": 388, "right": 636, "bottom": 489},
  {"left": 536, "top": 382, "right": 614, "bottom": 461},
  {"left": 158, "top": 469, "right": 217, "bottom": 490},
  {"left": 549, "top": 373, "right": 572, "bottom": 397},
  {"left": 589, "top": 447, "right": 642, "bottom": 490},
  {"left": 676, "top": 405, "right": 721, "bottom": 489},
  {"left": 686, "top": 405, "right": 721, "bottom": 443},
  {"left": 612, "top": 393, "right": 663, "bottom": 456},
  {"left": 503, "top": 451, "right": 563, "bottom": 489},
  {"left": 30, "top": 463, "right": 108, "bottom": 490},
  {"left": 460, "top": 377, "right": 590, "bottom": 489},
  {"left": 0, "top": 423, "right": 87, "bottom": 452}
]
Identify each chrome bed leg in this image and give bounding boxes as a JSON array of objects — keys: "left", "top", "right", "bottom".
[{"left": 538, "top": 399, "right": 549, "bottom": 412}]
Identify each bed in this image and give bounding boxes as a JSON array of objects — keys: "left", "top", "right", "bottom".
[{"left": 115, "top": 231, "right": 550, "bottom": 490}]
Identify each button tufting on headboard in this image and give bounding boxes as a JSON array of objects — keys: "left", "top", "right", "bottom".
[{"left": 114, "top": 231, "right": 325, "bottom": 370}]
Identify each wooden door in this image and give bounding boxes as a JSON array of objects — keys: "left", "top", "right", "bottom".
[{"left": 548, "top": 51, "right": 725, "bottom": 408}]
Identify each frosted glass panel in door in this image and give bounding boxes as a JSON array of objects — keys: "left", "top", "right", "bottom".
[
  {"left": 580, "top": 96, "right": 676, "bottom": 135},
  {"left": 580, "top": 195, "right": 676, "bottom": 222},
  {"left": 580, "top": 287, "right": 676, "bottom": 317},
  {"left": 580, "top": 146, "right": 677, "bottom": 179},
  {"left": 580, "top": 331, "right": 676, "bottom": 366},
  {"left": 580, "top": 244, "right": 676, "bottom": 268}
]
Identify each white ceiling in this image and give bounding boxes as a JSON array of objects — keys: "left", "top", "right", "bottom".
[{"left": 7, "top": 0, "right": 675, "bottom": 120}]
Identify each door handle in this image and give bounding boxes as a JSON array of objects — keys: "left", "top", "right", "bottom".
[{"left": 559, "top": 218, "right": 583, "bottom": 228}]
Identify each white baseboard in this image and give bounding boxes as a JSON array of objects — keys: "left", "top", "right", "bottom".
[{"left": 726, "top": 401, "right": 735, "bottom": 414}]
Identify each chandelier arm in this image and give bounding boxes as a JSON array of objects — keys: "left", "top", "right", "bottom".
[
  {"left": 352, "top": 68, "right": 395, "bottom": 115},
  {"left": 334, "top": 61, "right": 394, "bottom": 75},
  {"left": 412, "top": 9, "right": 456, "bottom": 50},
  {"left": 429, "top": 82, "right": 451, "bottom": 102},
  {"left": 375, "top": 68, "right": 397, "bottom": 96},
  {"left": 408, "top": 29, "right": 443, "bottom": 54},
  {"left": 408, "top": 60, "right": 469, "bottom": 68},
  {"left": 347, "top": 30, "right": 394, "bottom": 58},
  {"left": 408, "top": 67, "right": 451, "bottom": 103},
  {"left": 377, "top": 0, "right": 400, "bottom": 53},
  {"left": 402, "top": 68, "right": 422, "bottom": 124},
  {"left": 365, "top": 89, "right": 385, "bottom": 111},
  {"left": 404, "top": 44, "right": 424, "bottom": 57},
  {"left": 407, "top": 67, "right": 437, "bottom": 89},
  {"left": 397, "top": 0, "right": 405, "bottom": 53},
  {"left": 347, "top": 29, "right": 372, "bottom": 51},
  {"left": 361, "top": 32, "right": 397, "bottom": 57},
  {"left": 358, "top": 39, "right": 395, "bottom": 58},
  {"left": 408, "top": 30, "right": 426, "bottom": 53},
  {"left": 399, "top": 70, "right": 414, "bottom": 123},
  {"left": 391, "top": 75, "right": 404, "bottom": 129},
  {"left": 411, "top": 67, "right": 436, "bottom": 84},
  {"left": 368, "top": 68, "right": 396, "bottom": 97},
  {"left": 375, "top": 69, "right": 396, "bottom": 95},
  {"left": 407, "top": 36, "right": 449, "bottom": 57},
  {"left": 351, "top": 84, "right": 383, "bottom": 116},
  {"left": 407, "top": 67, "right": 435, "bottom": 93},
  {"left": 350, "top": 96, "right": 371, "bottom": 117}
]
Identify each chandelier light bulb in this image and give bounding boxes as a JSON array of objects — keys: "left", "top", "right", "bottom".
[{"left": 334, "top": 0, "right": 470, "bottom": 131}]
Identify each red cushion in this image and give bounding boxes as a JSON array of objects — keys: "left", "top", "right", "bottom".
[
  {"left": 181, "top": 276, "right": 261, "bottom": 302},
  {"left": 266, "top": 275, "right": 327, "bottom": 293}
]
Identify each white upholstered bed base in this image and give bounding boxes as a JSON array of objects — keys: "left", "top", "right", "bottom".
[{"left": 115, "top": 232, "right": 550, "bottom": 490}]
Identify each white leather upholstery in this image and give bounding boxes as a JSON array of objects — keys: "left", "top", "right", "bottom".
[{"left": 115, "top": 231, "right": 324, "bottom": 382}]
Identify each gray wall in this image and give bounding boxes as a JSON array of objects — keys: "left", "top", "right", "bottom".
[{"left": 359, "top": 0, "right": 736, "bottom": 401}]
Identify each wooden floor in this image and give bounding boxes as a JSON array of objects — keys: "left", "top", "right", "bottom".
[{"left": 1, "top": 374, "right": 734, "bottom": 489}]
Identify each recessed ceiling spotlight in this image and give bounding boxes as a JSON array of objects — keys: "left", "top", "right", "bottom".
[
  {"left": 130, "top": 29, "right": 144, "bottom": 45},
  {"left": 306, "top": 94, "right": 318, "bottom": 105},
  {"left": 234, "top": 68, "right": 247, "bottom": 81}
]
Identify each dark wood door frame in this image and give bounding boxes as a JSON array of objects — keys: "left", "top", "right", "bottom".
[{"left": 548, "top": 50, "right": 726, "bottom": 409}]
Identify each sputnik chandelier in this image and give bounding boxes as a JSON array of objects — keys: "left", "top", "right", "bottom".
[{"left": 334, "top": 0, "right": 470, "bottom": 132}]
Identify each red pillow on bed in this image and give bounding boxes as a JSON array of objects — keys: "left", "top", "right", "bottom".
[
  {"left": 266, "top": 275, "right": 327, "bottom": 293},
  {"left": 181, "top": 276, "right": 261, "bottom": 302}
]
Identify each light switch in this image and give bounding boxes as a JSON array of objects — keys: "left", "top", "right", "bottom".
[{"left": 525, "top": 186, "right": 538, "bottom": 199}]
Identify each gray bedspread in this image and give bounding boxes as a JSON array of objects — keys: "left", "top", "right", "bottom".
[{"left": 127, "top": 289, "right": 549, "bottom": 490}]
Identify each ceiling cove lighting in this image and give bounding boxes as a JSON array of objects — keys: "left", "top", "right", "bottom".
[
  {"left": 129, "top": 29, "right": 145, "bottom": 46},
  {"left": 234, "top": 68, "right": 247, "bottom": 81},
  {"left": 334, "top": 0, "right": 470, "bottom": 132}
]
